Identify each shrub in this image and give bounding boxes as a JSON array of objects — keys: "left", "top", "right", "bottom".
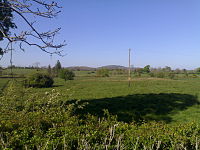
[
  {"left": 167, "top": 72, "right": 175, "bottom": 79},
  {"left": 150, "top": 71, "right": 176, "bottom": 79},
  {"left": 59, "top": 69, "right": 75, "bottom": 81},
  {"left": 88, "top": 71, "right": 95, "bottom": 74},
  {"left": 150, "top": 71, "right": 165, "bottom": 78},
  {"left": 143, "top": 65, "right": 150, "bottom": 73},
  {"left": 25, "top": 73, "right": 54, "bottom": 88},
  {"left": 96, "top": 68, "right": 109, "bottom": 77},
  {"left": 196, "top": 67, "right": 200, "bottom": 74},
  {"left": 156, "top": 71, "right": 165, "bottom": 78},
  {"left": 135, "top": 72, "right": 141, "bottom": 77},
  {"left": 149, "top": 72, "right": 154, "bottom": 77}
]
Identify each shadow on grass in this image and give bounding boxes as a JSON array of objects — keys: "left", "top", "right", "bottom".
[
  {"left": 69, "top": 93, "right": 199, "bottom": 123},
  {"left": 0, "top": 76, "right": 24, "bottom": 79}
]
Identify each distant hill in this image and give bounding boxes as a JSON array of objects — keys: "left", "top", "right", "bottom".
[
  {"left": 66, "top": 66, "right": 96, "bottom": 71},
  {"left": 65, "top": 65, "right": 128, "bottom": 71},
  {"left": 98, "top": 65, "right": 127, "bottom": 70}
]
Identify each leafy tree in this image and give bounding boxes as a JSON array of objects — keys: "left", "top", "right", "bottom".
[
  {"left": 53, "top": 60, "right": 62, "bottom": 77},
  {"left": 47, "top": 64, "right": 52, "bottom": 75},
  {"left": 0, "top": 0, "right": 16, "bottom": 55},
  {"left": 55, "top": 60, "right": 62, "bottom": 70},
  {"left": 163, "top": 66, "right": 171, "bottom": 72},
  {"left": 143, "top": 65, "right": 150, "bottom": 73},
  {"left": 59, "top": 69, "right": 75, "bottom": 81}
]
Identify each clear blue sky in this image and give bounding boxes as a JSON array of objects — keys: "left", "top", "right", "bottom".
[{"left": 1, "top": 0, "right": 200, "bottom": 69}]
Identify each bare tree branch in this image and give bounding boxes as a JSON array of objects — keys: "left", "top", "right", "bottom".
[{"left": 0, "top": 0, "right": 66, "bottom": 57}]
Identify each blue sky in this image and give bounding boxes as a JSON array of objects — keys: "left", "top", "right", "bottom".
[{"left": 1, "top": 0, "right": 200, "bottom": 69}]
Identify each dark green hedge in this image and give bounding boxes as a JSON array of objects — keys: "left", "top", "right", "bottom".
[{"left": 25, "top": 73, "right": 54, "bottom": 88}]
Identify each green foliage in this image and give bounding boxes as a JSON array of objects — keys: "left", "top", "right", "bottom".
[
  {"left": 0, "top": 0, "right": 17, "bottom": 43},
  {"left": 156, "top": 72, "right": 165, "bottom": 78},
  {"left": 26, "top": 73, "right": 54, "bottom": 88},
  {"left": 52, "top": 60, "right": 62, "bottom": 77},
  {"left": 55, "top": 60, "right": 62, "bottom": 70},
  {"left": 96, "top": 68, "right": 109, "bottom": 77},
  {"left": 163, "top": 66, "right": 172, "bottom": 72},
  {"left": 150, "top": 71, "right": 176, "bottom": 79},
  {"left": 143, "top": 65, "right": 150, "bottom": 73},
  {"left": 112, "top": 69, "right": 127, "bottom": 75},
  {"left": 196, "top": 68, "right": 200, "bottom": 74},
  {"left": 135, "top": 72, "right": 141, "bottom": 77},
  {"left": 59, "top": 69, "right": 75, "bottom": 81},
  {"left": 168, "top": 72, "right": 175, "bottom": 79},
  {"left": 150, "top": 71, "right": 165, "bottom": 78},
  {"left": 0, "top": 81, "right": 78, "bottom": 149},
  {"left": 47, "top": 64, "right": 52, "bottom": 76}
]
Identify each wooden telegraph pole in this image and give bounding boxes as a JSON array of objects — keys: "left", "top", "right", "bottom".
[
  {"left": 128, "top": 48, "right": 131, "bottom": 87},
  {"left": 10, "top": 42, "right": 13, "bottom": 78}
]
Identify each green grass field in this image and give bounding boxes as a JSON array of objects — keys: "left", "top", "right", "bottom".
[
  {"left": 25, "top": 75, "right": 200, "bottom": 124},
  {"left": 2, "top": 68, "right": 46, "bottom": 77},
  {"left": 1, "top": 63, "right": 200, "bottom": 121},
  {"left": 1, "top": 69, "right": 200, "bottom": 124}
]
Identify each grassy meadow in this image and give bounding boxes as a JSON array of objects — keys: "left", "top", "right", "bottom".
[
  {"left": 1, "top": 68, "right": 200, "bottom": 124},
  {"left": 33, "top": 76, "right": 200, "bottom": 124}
]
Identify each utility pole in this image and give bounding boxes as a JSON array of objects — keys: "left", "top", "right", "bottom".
[
  {"left": 128, "top": 48, "right": 131, "bottom": 87},
  {"left": 10, "top": 42, "right": 13, "bottom": 78}
]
